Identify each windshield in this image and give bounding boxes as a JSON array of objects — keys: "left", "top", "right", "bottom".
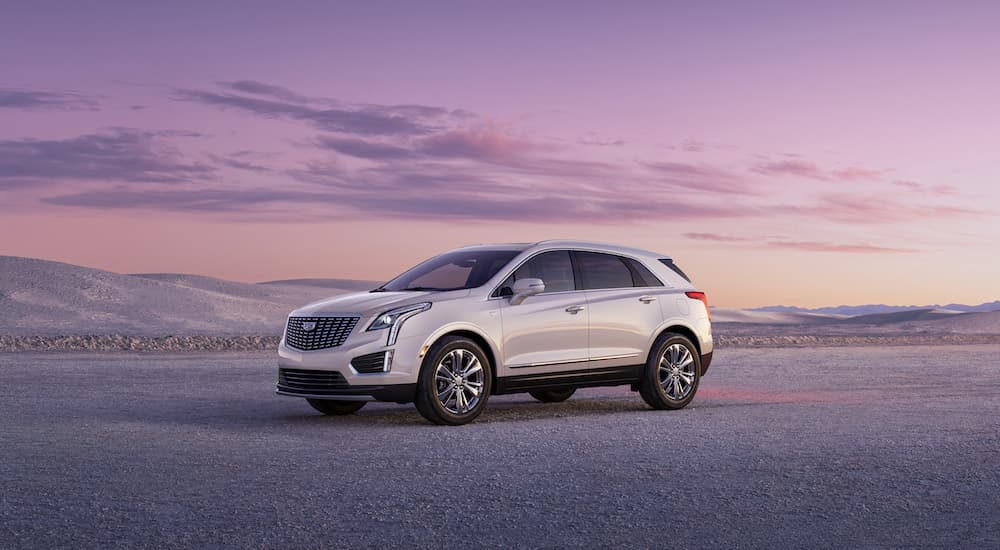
[{"left": 376, "top": 249, "right": 521, "bottom": 292}]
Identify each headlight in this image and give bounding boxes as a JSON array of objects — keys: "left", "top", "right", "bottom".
[{"left": 366, "top": 302, "right": 431, "bottom": 345}]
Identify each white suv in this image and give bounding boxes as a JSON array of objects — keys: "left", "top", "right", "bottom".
[{"left": 276, "top": 240, "right": 713, "bottom": 425}]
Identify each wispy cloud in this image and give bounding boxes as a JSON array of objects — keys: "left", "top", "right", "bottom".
[
  {"left": 209, "top": 154, "right": 274, "bottom": 174},
  {"left": 578, "top": 137, "right": 625, "bottom": 147},
  {"left": 831, "top": 167, "right": 886, "bottom": 181},
  {"left": 683, "top": 232, "right": 751, "bottom": 242},
  {"left": 644, "top": 161, "right": 755, "bottom": 195},
  {"left": 783, "top": 193, "right": 984, "bottom": 224},
  {"left": 892, "top": 179, "right": 959, "bottom": 196},
  {"left": 42, "top": 181, "right": 747, "bottom": 223},
  {"left": 752, "top": 159, "right": 887, "bottom": 183},
  {"left": 764, "top": 240, "right": 918, "bottom": 254},
  {"left": 0, "top": 87, "right": 99, "bottom": 111},
  {"left": 220, "top": 80, "right": 330, "bottom": 105},
  {"left": 751, "top": 159, "right": 830, "bottom": 181},
  {"left": 315, "top": 136, "right": 415, "bottom": 160},
  {"left": 683, "top": 232, "right": 918, "bottom": 253},
  {"left": 0, "top": 128, "right": 212, "bottom": 184},
  {"left": 173, "top": 82, "right": 470, "bottom": 137}
]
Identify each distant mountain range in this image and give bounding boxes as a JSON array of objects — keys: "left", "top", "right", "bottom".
[{"left": 750, "top": 301, "right": 1000, "bottom": 316}]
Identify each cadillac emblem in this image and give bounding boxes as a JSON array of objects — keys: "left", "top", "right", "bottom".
[{"left": 301, "top": 321, "right": 317, "bottom": 332}]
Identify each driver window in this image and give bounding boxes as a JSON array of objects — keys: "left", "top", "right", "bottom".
[{"left": 501, "top": 250, "right": 576, "bottom": 294}]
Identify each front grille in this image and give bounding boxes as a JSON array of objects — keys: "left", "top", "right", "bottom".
[
  {"left": 352, "top": 351, "right": 390, "bottom": 374},
  {"left": 278, "top": 368, "right": 349, "bottom": 395},
  {"left": 285, "top": 316, "right": 359, "bottom": 351}
]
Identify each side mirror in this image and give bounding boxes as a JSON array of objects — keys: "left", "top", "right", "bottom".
[{"left": 509, "top": 278, "right": 544, "bottom": 305}]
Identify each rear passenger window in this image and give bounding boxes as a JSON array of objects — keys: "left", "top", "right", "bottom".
[
  {"left": 623, "top": 258, "right": 664, "bottom": 287},
  {"left": 575, "top": 251, "right": 635, "bottom": 290},
  {"left": 502, "top": 250, "right": 576, "bottom": 294}
]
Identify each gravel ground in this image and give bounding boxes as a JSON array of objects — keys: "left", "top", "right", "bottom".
[{"left": 2, "top": 346, "right": 998, "bottom": 548}]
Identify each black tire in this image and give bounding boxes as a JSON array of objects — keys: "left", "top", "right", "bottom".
[
  {"left": 307, "top": 399, "right": 366, "bottom": 416},
  {"left": 415, "top": 336, "right": 493, "bottom": 425},
  {"left": 639, "top": 332, "right": 701, "bottom": 410},
  {"left": 529, "top": 388, "right": 577, "bottom": 403}
]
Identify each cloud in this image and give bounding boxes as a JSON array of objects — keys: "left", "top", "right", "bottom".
[
  {"left": 892, "top": 180, "right": 959, "bottom": 196},
  {"left": 43, "top": 188, "right": 329, "bottom": 212},
  {"left": 764, "top": 240, "right": 918, "bottom": 254},
  {"left": 0, "top": 128, "right": 212, "bottom": 184},
  {"left": 752, "top": 159, "right": 887, "bottom": 183},
  {"left": 46, "top": 154, "right": 749, "bottom": 223},
  {"left": 782, "top": 193, "right": 984, "bottom": 224},
  {"left": 643, "top": 161, "right": 755, "bottom": 195},
  {"left": 579, "top": 138, "right": 625, "bottom": 147},
  {"left": 220, "top": 80, "right": 326, "bottom": 105},
  {"left": 416, "top": 125, "right": 551, "bottom": 163},
  {"left": 43, "top": 185, "right": 746, "bottom": 222},
  {"left": 831, "top": 167, "right": 885, "bottom": 181},
  {"left": 683, "top": 232, "right": 751, "bottom": 242},
  {"left": 210, "top": 154, "right": 274, "bottom": 174},
  {"left": 751, "top": 159, "right": 830, "bottom": 181},
  {"left": 0, "top": 88, "right": 99, "bottom": 111},
  {"left": 315, "top": 136, "right": 415, "bottom": 160},
  {"left": 173, "top": 84, "right": 467, "bottom": 137},
  {"left": 684, "top": 232, "right": 917, "bottom": 253}
]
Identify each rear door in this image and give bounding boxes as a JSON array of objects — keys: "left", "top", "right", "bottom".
[{"left": 573, "top": 251, "right": 666, "bottom": 367}]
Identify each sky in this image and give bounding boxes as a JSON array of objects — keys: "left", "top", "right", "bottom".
[{"left": 1, "top": 1, "right": 998, "bottom": 308}]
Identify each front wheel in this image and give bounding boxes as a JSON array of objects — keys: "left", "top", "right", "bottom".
[
  {"left": 415, "top": 336, "right": 493, "bottom": 425},
  {"left": 639, "top": 333, "right": 701, "bottom": 410},
  {"left": 307, "top": 399, "right": 366, "bottom": 416}
]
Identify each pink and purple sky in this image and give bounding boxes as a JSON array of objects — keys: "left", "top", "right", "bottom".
[{"left": 1, "top": 2, "right": 998, "bottom": 308}]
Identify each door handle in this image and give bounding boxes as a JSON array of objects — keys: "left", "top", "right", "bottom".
[
  {"left": 639, "top": 295, "right": 657, "bottom": 303},
  {"left": 565, "top": 305, "right": 586, "bottom": 314}
]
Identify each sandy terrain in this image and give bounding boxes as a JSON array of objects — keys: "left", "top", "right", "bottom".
[
  {"left": 1, "top": 346, "right": 997, "bottom": 548},
  {"left": 0, "top": 256, "right": 377, "bottom": 336}
]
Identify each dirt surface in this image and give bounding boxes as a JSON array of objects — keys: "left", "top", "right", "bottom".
[{"left": 2, "top": 346, "right": 999, "bottom": 548}]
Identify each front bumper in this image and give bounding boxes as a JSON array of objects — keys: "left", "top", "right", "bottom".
[
  {"left": 276, "top": 367, "right": 416, "bottom": 402},
  {"left": 276, "top": 326, "right": 424, "bottom": 402}
]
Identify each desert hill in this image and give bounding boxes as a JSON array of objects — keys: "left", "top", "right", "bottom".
[{"left": 0, "top": 256, "right": 378, "bottom": 336}]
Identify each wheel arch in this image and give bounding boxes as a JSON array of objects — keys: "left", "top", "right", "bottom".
[
  {"left": 648, "top": 323, "right": 702, "bottom": 364},
  {"left": 421, "top": 326, "right": 500, "bottom": 393}
]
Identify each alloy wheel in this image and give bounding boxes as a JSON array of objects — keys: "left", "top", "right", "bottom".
[
  {"left": 658, "top": 343, "right": 696, "bottom": 400},
  {"left": 434, "top": 348, "right": 485, "bottom": 414}
]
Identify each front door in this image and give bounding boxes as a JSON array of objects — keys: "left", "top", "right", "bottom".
[{"left": 497, "top": 250, "right": 589, "bottom": 375}]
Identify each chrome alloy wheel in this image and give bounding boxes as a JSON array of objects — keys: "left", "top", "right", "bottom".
[
  {"left": 659, "top": 343, "right": 696, "bottom": 400},
  {"left": 434, "top": 348, "right": 485, "bottom": 415}
]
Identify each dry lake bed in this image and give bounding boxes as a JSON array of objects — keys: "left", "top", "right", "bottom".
[{"left": 2, "top": 345, "right": 998, "bottom": 548}]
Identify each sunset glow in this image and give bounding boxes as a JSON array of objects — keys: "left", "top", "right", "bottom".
[{"left": 2, "top": 2, "right": 998, "bottom": 307}]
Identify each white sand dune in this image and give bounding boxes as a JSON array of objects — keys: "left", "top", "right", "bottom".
[
  {"left": 0, "top": 256, "right": 378, "bottom": 336},
  {"left": 901, "top": 310, "right": 1000, "bottom": 334},
  {"left": 711, "top": 308, "right": 842, "bottom": 324}
]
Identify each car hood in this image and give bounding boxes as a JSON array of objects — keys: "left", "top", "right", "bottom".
[{"left": 289, "top": 289, "right": 470, "bottom": 317}]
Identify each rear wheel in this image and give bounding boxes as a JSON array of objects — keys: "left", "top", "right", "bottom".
[
  {"left": 639, "top": 333, "right": 701, "bottom": 410},
  {"left": 529, "top": 388, "right": 577, "bottom": 403},
  {"left": 415, "top": 336, "right": 493, "bottom": 425},
  {"left": 307, "top": 399, "right": 366, "bottom": 416}
]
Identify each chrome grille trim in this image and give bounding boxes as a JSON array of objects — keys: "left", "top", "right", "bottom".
[{"left": 285, "top": 316, "right": 359, "bottom": 351}]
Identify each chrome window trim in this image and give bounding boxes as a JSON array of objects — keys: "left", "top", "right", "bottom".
[{"left": 487, "top": 247, "right": 666, "bottom": 300}]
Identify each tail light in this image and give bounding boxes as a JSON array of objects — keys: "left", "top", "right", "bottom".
[{"left": 685, "top": 291, "right": 710, "bottom": 320}]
